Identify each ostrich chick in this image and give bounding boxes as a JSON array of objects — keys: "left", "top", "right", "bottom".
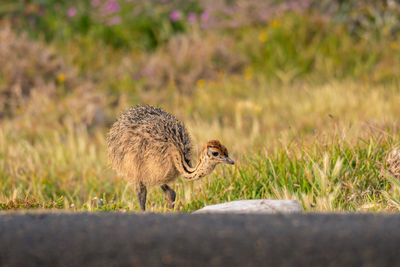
[{"left": 107, "top": 105, "right": 234, "bottom": 211}]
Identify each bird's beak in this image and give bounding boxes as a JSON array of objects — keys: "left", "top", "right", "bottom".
[{"left": 223, "top": 156, "right": 235, "bottom": 165}]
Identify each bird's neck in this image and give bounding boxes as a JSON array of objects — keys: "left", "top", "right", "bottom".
[{"left": 173, "top": 148, "right": 216, "bottom": 181}]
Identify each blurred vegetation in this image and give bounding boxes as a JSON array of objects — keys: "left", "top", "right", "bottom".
[{"left": 0, "top": 0, "right": 399, "bottom": 212}]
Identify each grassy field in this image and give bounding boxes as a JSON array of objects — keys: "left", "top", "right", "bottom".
[{"left": 0, "top": 0, "right": 399, "bottom": 212}]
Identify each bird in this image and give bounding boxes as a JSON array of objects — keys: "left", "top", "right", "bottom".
[
  {"left": 386, "top": 147, "right": 400, "bottom": 180},
  {"left": 107, "top": 105, "right": 234, "bottom": 211}
]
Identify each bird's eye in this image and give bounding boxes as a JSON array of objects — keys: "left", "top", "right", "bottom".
[{"left": 211, "top": 151, "right": 219, "bottom": 157}]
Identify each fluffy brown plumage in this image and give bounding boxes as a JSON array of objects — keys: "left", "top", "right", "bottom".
[
  {"left": 387, "top": 147, "right": 400, "bottom": 180},
  {"left": 107, "top": 105, "right": 234, "bottom": 211}
]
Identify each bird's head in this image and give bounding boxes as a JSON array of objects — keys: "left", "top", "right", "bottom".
[{"left": 201, "top": 140, "right": 234, "bottom": 165}]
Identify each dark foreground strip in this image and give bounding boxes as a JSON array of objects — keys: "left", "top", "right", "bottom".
[{"left": 0, "top": 213, "right": 399, "bottom": 267}]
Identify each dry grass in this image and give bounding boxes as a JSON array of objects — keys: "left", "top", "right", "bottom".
[
  {"left": 0, "top": 75, "right": 399, "bottom": 212},
  {"left": 0, "top": 16, "right": 399, "bottom": 212},
  {"left": 0, "top": 26, "right": 108, "bottom": 127},
  {"left": 138, "top": 33, "right": 246, "bottom": 93}
]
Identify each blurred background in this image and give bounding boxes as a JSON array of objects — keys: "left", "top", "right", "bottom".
[{"left": 0, "top": 0, "right": 399, "bottom": 212}]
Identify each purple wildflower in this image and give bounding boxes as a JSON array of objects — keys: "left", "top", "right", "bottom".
[
  {"left": 288, "top": 1, "right": 300, "bottom": 12},
  {"left": 133, "top": 6, "right": 142, "bottom": 15},
  {"left": 200, "top": 11, "right": 210, "bottom": 22},
  {"left": 170, "top": 10, "right": 181, "bottom": 22},
  {"left": 67, "top": 7, "right": 77, "bottom": 17},
  {"left": 140, "top": 68, "right": 155, "bottom": 77},
  {"left": 102, "top": 0, "right": 120, "bottom": 16},
  {"left": 280, "top": 2, "right": 289, "bottom": 12},
  {"left": 91, "top": 0, "right": 101, "bottom": 7},
  {"left": 29, "top": 17, "right": 36, "bottom": 25},
  {"left": 37, "top": 7, "right": 46, "bottom": 16},
  {"left": 301, "top": 0, "right": 311, "bottom": 8},
  {"left": 187, "top": 12, "right": 196, "bottom": 23},
  {"left": 228, "top": 20, "right": 240, "bottom": 28},
  {"left": 107, "top": 16, "right": 122, "bottom": 26},
  {"left": 258, "top": 10, "right": 270, "bottom": 22}
]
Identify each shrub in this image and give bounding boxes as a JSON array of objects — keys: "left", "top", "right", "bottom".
[
  {"left": 137, "top": 33, "right": 246, "bottom": 93},
  {"left": 0, "top": 26, "right": 107, "bottom": 127}
]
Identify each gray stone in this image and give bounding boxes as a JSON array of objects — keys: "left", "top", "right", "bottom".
[{"left": 193, "top": 199, "right": 303, "bottom": 214}]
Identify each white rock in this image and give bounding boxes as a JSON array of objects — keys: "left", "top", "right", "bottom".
[{"left": 193, "top": 200, "right": 303, "bottom": 214}]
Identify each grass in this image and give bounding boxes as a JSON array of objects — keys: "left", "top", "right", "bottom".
[
  {"left": 0, "top": 0, "right": 400, "bottom": 212},
  {"left": 0, "top": 93, "right": 399, "bottom": 213}
]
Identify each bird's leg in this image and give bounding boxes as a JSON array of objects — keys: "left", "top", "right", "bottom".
[
  {"left": 136, "top": 182, "right": 147, "bottom": 211},
  {"left": 161, "top": 184, "right": 176, "bottom": 210}
]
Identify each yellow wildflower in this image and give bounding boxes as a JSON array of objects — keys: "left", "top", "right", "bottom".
[
  {"left": 258, "top": 32, "right": 268, "bottom": 43},
  {"left": 168, "top": 79, "right": 176, "bottom": 88},
  {"left": 244, "top": 68, "right": 253, "bottom": 80},
  {"left": 57, "top": 73, "right": 66, "bottom": 83},
  {"left": 390, "top": 42, "right": 398, "bottom": 50},
  {"left": 196, "top": 79, "right": 206, "bottom": 87},
  {"left": 271, "top": 20, "right": 280, "bottom": 29}
]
